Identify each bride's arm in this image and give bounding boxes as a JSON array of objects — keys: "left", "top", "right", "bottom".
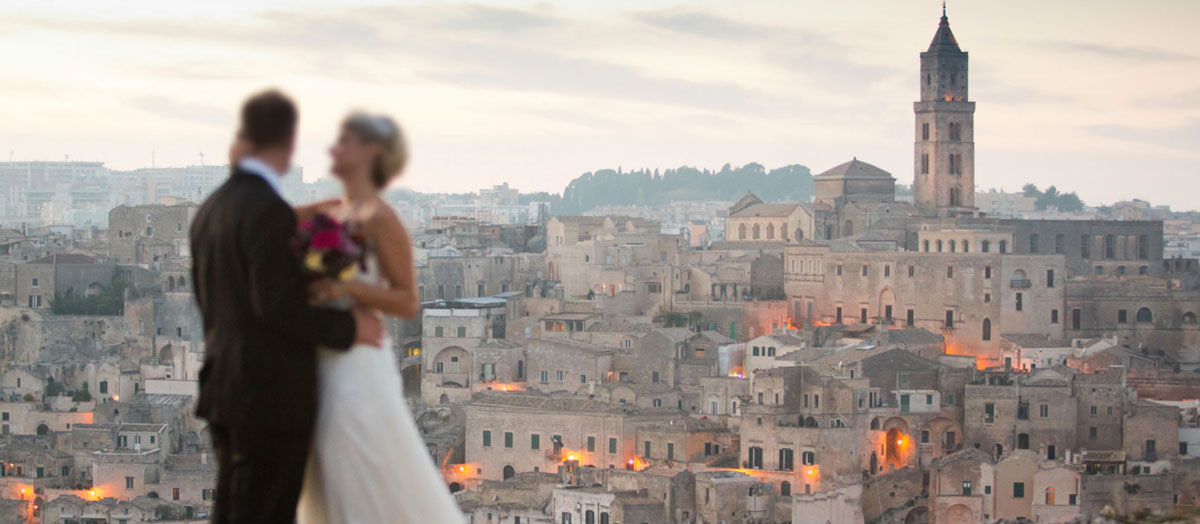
[
  {"left": 336, "top": 204, "right": 421, "bottom": 319},
  {"left": 294, "top": 198, "right": 341, "bottom": 222}
]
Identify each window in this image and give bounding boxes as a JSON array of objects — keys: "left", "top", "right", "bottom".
[
  {"left": 885, "top": 265, "right": 891, "bottom": 277},
  {"left": 100, "top": 381, "right": 108, "bottom": 394},
  {"left": 1136, "top": 307, "right": 1153, "bottom": 323},
  {"left": 963, "top": 240, "right": 970, "bottom": 252},
  {"left": 982, "top": 240, "right": 990, "bottom": 253},
  {"left": 1039, "top": 404, "right": 1049, "bottom": 418},
  {"left": 457, "top": 326, "right": 466, "bottom": 337},
  {"left": 801, "top": 451, "right": 816, "bottom": 465},
  {"left": 504, "top": 432, "right": 514, "bottom": 448},
  {"left": 982, "top": 318, "right": 991, "bottom": 341},
  {"left": 861, "top": 308, "right": 868, "bottom": 324},
  {"left": 1089, "top": 427, "right": 1097, "bottom": 439},
  {"left": 1118, "top": 309, "right": 1128, "bottom": 323},
  {"left": 1105, "top": 234, "right": 1116, "bottom": 259},
  {"left": 483, "top": 430, "right": 492, "bottom": 447},
  {"left": 126, "top": 476, "right": 135, "bottom": 489},
  {"left": 962, "top": 481, "right": 972, "bottom": 496},
  {"left": 540, "top": 371, "right": 549, "bottom": 383},
  {"left": 1090, "top": 405, "right": 1098, "bottom": 416},
  {"left": 1013, "top": 482, "right": 1025, "bottom": 498},
  {"left": 31, "top": 278, "right": 38, "bottom": 287},
  {"left": 862, "top": 265, "right": 868, "bottom": 276},
  {"left": 836, "top": 264, "right": 843, "bottom": 276},
  {"left": 587, "top": 436, "right": 595, "bottom": 452},
  {"left": 909, "top": 265, "right": 915, "bottom": 277},
  {"left": 581, "top": 374, "right": 587, "bottom": 384},
  {"left": 985, "top": 266, "right": 991, "bottom": 279},
  {"left": 1045, "top": 487, "right": 1055, "bottom": 505},
  {"left": 921, "top": 430, "right": 930, "bottom": 443},
  {"left": 1055, "top": 234, "right": 1065, "bottom": 254},
  {"left": 945, "top": 310, "right": 954, "bottom": 328},
  {"left": 1015, "top": 293, "right": 1023, "bottom": 311},
  {"left": 778, "top": 448, "right": 794, "bottom": 471},
  {"left": 1081, "top": 235, "right": 1091, "bottom": 259},
  {"left": 921, "top": 154, "right": 929, "bottom": 174},
  {"left": 937, "top": 240, "right": 943, "bottom": 252},
  {"left": 1030, "top": 234, "right": 1040, "bottom": 254},
  {"left": 836, "top": 307, "right": 843, "bottom": 324},
  {"left": 173, "top": 488, "right": 180, "bottom": 500},
  {"left": 609, "top": 437, "right": 617, "bottom": 454},
  {"left": 922, "top": 122, "right": 929, "bottom": 140},
  {"left": 434, "top": 326, "right": 443, "bottom": 337},
  {"left": 145, "top": 226, "right": 153, "bottom": 237},
  {"left": 651, "top": 371, "right": 660, "bottom": 383},
  {"left": 667, "top": 442, "right": 675, "bottom": 460},
  {"left": 906, "top": 309, "right": 914, "bottom": 327},
  {"left": 1051, "top": 309, "right": 1059, "bottom": 324},
  {"left": 1046, "top": 269, "right": 1055, "bottom": 288},
  {"left": 556, "top": 370, "right": 564, "bottom": 382},
  {"left": 950, "top": 240, "right": 957, "bottom": 252},
  {"left": 1138, "top": 235, "right": 1149, "bottom": 259},
  {"left": 999, "top": 240, "right": 1007, "bottom": 253}
]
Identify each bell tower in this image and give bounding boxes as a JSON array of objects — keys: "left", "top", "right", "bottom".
[{"left": 914, "top": 5, "right": 975, "bottom": 217}]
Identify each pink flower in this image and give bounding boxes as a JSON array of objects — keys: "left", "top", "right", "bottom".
[{"left": 311, "top": 230, "right": 342, "bottom": 250}]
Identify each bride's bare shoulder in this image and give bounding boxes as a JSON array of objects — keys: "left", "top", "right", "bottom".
[{"left": 362, "top": 197, "right": 409, "bottom": 242}]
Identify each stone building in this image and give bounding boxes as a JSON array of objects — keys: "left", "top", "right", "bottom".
[
  {"left": 107, "top": 204, "right": 195, "bottom": 266},
  {"left": 786, "top": 243, "right": 1066, "bottom": 365},
  {"left": 462, "top": 393, "right": 682, "bottom": 482}
]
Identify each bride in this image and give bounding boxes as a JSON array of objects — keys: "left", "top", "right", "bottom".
[{"left": 294, "top": 112, "right": 463, "bottom": 523}]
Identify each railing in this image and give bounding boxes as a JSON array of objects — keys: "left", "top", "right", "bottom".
[{"left": 1010, "top": 279, "right": 1031, "bottom": 289}]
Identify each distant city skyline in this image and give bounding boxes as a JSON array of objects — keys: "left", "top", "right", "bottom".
[{"left": 1, "top": 0, "right": 1198, "bottom": 208}]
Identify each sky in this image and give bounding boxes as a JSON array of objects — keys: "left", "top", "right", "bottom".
[{"left": 1, "top": 0, "right": 1199, "bottom": 208}]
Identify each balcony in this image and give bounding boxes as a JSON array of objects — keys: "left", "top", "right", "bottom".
[
  {"left": 1010, "top": 279, "right": 1031, "bottom": 289},
  {"left": 439, "top": 373, "right": 470, "bottom": 388}
]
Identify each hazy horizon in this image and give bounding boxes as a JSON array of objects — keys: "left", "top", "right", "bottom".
[{"left": 2, "top": 0, "right": 1198, "bottom": 208}]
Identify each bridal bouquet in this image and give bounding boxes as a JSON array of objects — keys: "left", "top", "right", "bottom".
[{"left": 292, "top": 213, "right": 366, "bottom": 283}]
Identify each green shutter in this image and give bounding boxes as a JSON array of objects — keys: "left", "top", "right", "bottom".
[
  {"left": 609, "top": 438, "right": 617, "bottom": 454},
  {"left": 505, "top": 432, "right": 513, "bottom": 448},
  {"left": 531, "top": 434, "right": 540, "bottom": 450},
  {"left": 483, "top": 430, "right": 491, "bottom": 447},
  {"left": 587, "top": 436, "right": 595, "bottom": 452}
]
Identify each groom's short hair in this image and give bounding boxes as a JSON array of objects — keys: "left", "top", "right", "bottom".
[{"left": 240, "top": 89, "right": 297, "bottom": 149}]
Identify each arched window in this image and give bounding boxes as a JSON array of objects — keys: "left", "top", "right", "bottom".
[
  {"left": 600, "top": 513, "right": 609, "bottom": 524},
  {"left": 167, "top": 276, "right": 176, "bottom": 292},
  {"left": 780, "top": 481, "right": 791, "bottom": 497},
  {"left": 844, "top": 220, "right": 854, "bottom": 236},
  {"left": 739, "top": 224, "right": 747, "bottom": 240},
  {"left": 177, "top": 276, "right": 186, "bottom": 291},
  {"left": 795, "top": 228, "right": 804, "bottom": 242},
  {"left": 870, "top": 418, "right": 880, "bottom": 430},
  {"left": 1136, "top": 307, "right": 1153, "bottom": 323},
  {"left": 982, "top": 318, "right": 992, "bottom": 342},
  {"left": 1183, "top": 312, "right": 1197, "bottom": 324},
  {"left": 1045, "top": 487, "right": 1055, "bottom": 505},
  {"left": 766, "top": 223, "right": 775, "bottom": 240},
  {"left": 1094, "top": 266, "right": 1104, "bottom": 275},
  {"left": 948, "top": 154, "right": 957, "bottom": 175},
  {"left": 503, "top": 465, "right": 516, "bottom": 480},
  {"left": 752, "top": 224, "right": 761, "bottom": 240}
]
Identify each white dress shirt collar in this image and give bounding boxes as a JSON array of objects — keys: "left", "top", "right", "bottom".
[{"left": 238, "top": 156, "right": 284, "bottom": 199}]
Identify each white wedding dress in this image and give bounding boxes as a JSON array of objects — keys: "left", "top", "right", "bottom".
[{"left": 298, "top": 254, "right": 463, "bottom": 523}]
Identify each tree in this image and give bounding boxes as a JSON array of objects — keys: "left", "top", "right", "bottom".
[{"left": 1022, "top": 183, "right": 1040, "bottom": 197}]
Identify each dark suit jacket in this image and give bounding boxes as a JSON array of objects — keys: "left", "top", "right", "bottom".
[{"left": 190, "top": 167, "right": 355, "bottom": 439}]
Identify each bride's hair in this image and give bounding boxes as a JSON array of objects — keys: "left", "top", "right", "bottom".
[{"left": 342, "top": 112, "right": 407, "bottom": 189}]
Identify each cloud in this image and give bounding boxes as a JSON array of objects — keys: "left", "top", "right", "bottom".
[
  {"left": 1030, "top": 40, "right": 1199, "bottom": 63},
  {"left": 1088, "top": 120, "right": 1200, "bottom": 157},
  {"left": 127, "top": 96, "right": 231, "bottom": 128},
  {"left": 633, "top": 9, "right": 767, "bottom": 39}
]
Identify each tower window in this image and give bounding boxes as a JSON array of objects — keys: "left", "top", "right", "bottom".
[
  {"left": 948, "top": 154, "right": 956, "bottom": 175},
  {"left": 921, "top": 154, "right": 929, "bottom": 174},
  {"left": 922, "top": 123, "right": 930, "bottom": 141}
]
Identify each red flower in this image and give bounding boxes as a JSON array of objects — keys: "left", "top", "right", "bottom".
[{"left": 311, "top": 229, "right": 342, "bottom": 250}]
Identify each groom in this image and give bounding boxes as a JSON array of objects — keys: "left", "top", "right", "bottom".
[{"left": 190, "top": 89, "right": 384, "bottom": 523}]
